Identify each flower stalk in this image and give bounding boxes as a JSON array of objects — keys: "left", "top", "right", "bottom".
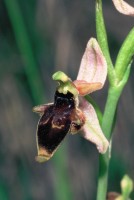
[
  {"left": 96, "top": 0, "right": 133, "bottom": 199},
  {"left": 96, "top": 86, "right": 123, "bottom": 200},
  {"left": 95, "top": 0, "right": 116, "bottom": 86},
  {"left": 96, "top": 62, "right": 132, "bottom": 200}
]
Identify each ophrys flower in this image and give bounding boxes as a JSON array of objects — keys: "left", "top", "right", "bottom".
[{"left": 33, "top": 38, "right": 109, "bottom": 162}]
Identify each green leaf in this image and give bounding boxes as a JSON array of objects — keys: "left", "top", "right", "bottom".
[{"left": 115, "top": 28, "right": 134, "bottom": 84}]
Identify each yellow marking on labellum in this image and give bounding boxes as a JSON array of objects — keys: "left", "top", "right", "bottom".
[
  {"left": 36, "top": 155, "right": 50, "bottom": 163},
  {"left": 52, "top": 123, "right": 65, "bottom": 129},
  {"left": 36, "top": 147, "right": 52, "bottom": 163}
]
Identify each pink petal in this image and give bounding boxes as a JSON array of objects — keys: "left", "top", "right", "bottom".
[
  {"left": 80, "top": 97, "right": 109, "bottom": 153},
  {"left": 73, "top": 80, "right": 102, "bottom": 96},
  {"left": 76, "top": 38, "right": 107, "bottom": 94},
  {"left": 112, "top": 0, "right": 134, "bottom": 16}
]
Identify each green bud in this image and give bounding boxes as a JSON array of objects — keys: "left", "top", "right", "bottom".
[{"left": 121, "top": 175, "right": 133, "bottom": 199}]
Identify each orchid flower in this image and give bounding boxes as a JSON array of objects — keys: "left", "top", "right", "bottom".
[
  {"left": 33, "top": 38, "right": 109, "bottom": 162},
  {"left": 112, "top": 0, "right": 134, "bottom": 16}
]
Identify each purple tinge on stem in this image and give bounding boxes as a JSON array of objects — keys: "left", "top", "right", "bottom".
[
  {"left": 74, "top": 38, "right": 107, "bottom": 96},
  {"left": 112, "top": 0, "right": 134, "bottom": 16}
]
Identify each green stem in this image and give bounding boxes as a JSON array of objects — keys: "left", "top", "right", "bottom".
[
  {"left": 101, "top": 87, "right": 122, "bottom": 140},
  {"left": 96, "top": 86, "right": 122, "bottom": 200},
  {"left": 95, "top": 0, "right": 116, "bottom": 86},
  {"left": 96, "top": 61, "right": 131, "bottom": 200}
]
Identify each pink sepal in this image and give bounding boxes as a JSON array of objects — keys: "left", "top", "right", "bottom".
[
  {"left": 112, "top": 0, "right": 134, "bottom": 16},
  {"left": 80, "top": 97, "right": 109, "bottom": 154}
]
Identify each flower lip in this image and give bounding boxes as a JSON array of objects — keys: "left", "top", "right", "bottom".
[{"left": 34, "top": 89, "right": 78, "bottom": 162}]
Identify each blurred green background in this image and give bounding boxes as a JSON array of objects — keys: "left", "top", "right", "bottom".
[{"left": 0, "top": 0, "right": 134, "bottom": 200}]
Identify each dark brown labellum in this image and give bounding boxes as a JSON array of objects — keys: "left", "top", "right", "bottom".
[{"left": 35, "top": 91, "right": 85, "bottom": 162}]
